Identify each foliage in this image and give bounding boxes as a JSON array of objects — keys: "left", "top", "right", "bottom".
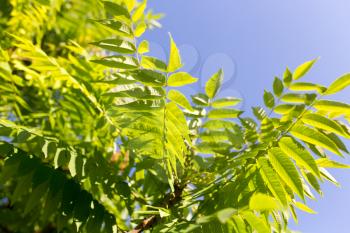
[{"left": 1, "top": 0, "right": 350, "bottom": 232}]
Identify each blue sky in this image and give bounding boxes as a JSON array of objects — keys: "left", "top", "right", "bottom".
[{"left": 146, "top": 1, "right": 350, "bottom": 232}]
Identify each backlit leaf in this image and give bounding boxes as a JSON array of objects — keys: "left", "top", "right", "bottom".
[
  {"left": 167, "top": 34, "right": 182, "bottom": 72},
  {"left": 290, "top": 125, "right": 341, "bottom": 156},
  {"left": 293, "top": 58, "right": 318, "bottom": 80},
  {"left": 167, "top": 89, "right": 193, "bottom": 111},
  {"left": 167, "top": 72, "right": 197, "bottom": 87},
  {"left": 257, "top": 157, "right": 287, "bottom": 206},
  {"left": 268, "top": 148, "right": 304, "bottom": 200},
  {"left": 205, "top": 69, "right": 223, "bottom": 99},
  {"left": 325, "top": 73, "right": 350, "bottom": 95}
]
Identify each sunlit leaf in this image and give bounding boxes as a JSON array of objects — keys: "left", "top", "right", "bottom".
[
  {"left": 293, "top": 58, "right": 318, "bottom": 80},
  {"left": 205, "top": 69, "right": 223, "bottom": 99}
]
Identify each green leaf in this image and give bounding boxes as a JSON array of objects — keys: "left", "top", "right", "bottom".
[
  {"left": 274, "top": 104, "right": 295, "bottom": 115},
  {"left": 280, "top": 93, "right": 306, "bottom": 104},
  {"left": 138, "top": 40, "right": 149, "bottom": 54},
  {"left": 131, "top": 69, "right": 166, "bottom": 86},
  {"left": 268, "top": 148, "right": 304, "bottom": 200},
  {"left": 208, "top": 109, "right": 242, "bottom": 119},
  {"left": 167, "top": 33, "right": 182, "bottom": 72},
  {"left": 132, "top": 0, "right": 147, "bottom": 22},
  {"left": 326, "top": 133, "right": 349, "bottom": 153},
  {"left": 212, "top": 97, "right": 241, "bottom": 108},
  {"left": 316, "top": 158, "right": 350, "bottom": 169},
  {"left": 263, "top": 91, "right": 275, "bottom": 108},
  {"left": 191, "top": 93, "right": 209, "bottom": 106},
  {"left": 252, "top": 107, "right": 267, "bottom": 120},
  {"left": 249, "top": 193, "right": 279, "bottom": 211},
  {"left": 167, "top": 90, "right": 193, "bottom": 111},
  {"left": 216, "top": 208, "right": 237, "bottom": 223},
  {"left": 242, "top": 211, "right": 270, "bottom": 233},
  {"left": 257, "top": 157, "right": 287, "bottom": 206},
  {"left": 91, "top": 56, "right": 139, "bottom": 69},
  {"left": 273, "top": 77, "right": 284, "bottom": 97},
  {"left": 134, "top": 22, "right": 147, "bottom": 37},
  {"left": 325, "top": 73, "right": 350, "bottom": 95},
  {"left": 319, "top": 167, "right": 339, "bottom": 186},
  {"left": 167, "top": 72, "right": 197, "bottom": 87},
  {"left": 205, "top": 69, "right": 223, "bottom": 99},
  {"left": 289, "top": 82, "right": 326, "bottom": 93},
  {"left": 90, "top": 38, "right": 136, "bottom": 54},
  {"left": 301, "top": 170, "right": 322, "bottom": 195},
  {"left": 279, "top": 137, "right": 320, "bottom": 177},
  {"left": 103, "top": 1, "right": 131, "bottom": 20},
  {"left": 301, "top": 113, "right": 348, "bottom": 138},
  {"left": 231, "top": 216, "right": 247, "bottom": 233},
  {"left": 141, "top": 56, "right": 167, "bottom": 71},
  {"left": 95, "top": 19, "right": 133, "bottom": 38},
  {"left": 290, "top": 125, "right": 341, "bottom": 156},
  {"left": 293, "top": 201, "right": 317, "bottom": 214},
  {"left": 283, "top": 67, "right": 292, "bottom": 86},
  {"left": 202, "top": 120, "right": 236, "bottom": 130},
  {"left": 314, "top": 100, "right": 350, "bottom": 115},
  {"left": 293, "top": 58, "right": 318, "bottom": 80}
]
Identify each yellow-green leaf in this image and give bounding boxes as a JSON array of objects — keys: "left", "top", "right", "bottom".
[
  {"left": 249, "top": 193, "right": 279, "bottom": 211},
  {"left": 205, "top": 69, "right": 223, "bottom": 99},
  {"left": 134, "top": 22, "right": 147, "bottom": 37},
  {"left": 273, "top": 77, "right": 284, "bottom": 97},
  {"left": 138, "top": 40, "right": 149, "bottom": 54},
  {"left": 90, "top": 38, "right": 136, "bottom": 54},
  {"left": 316, "top": 158, "right": 350, "bottom": 169},
  {"left": 167, "top": 72, "right": 197, "bottom": 87},
  {"left": 325, "top": 73, "right": 350, "bottom": 95},
  {"left": 279, "top": 137, "right": 320, "bottom": 177},
  {"left": 141, "top": 56, "right": 167, "bottom": 71},
  {"left": 103, "top": 1, "right": 131, "bottom": 20},
  {"left": 274, "top": 104, "right": 296, "bottom": 115},
  {"left": 301, "top": 113, "right": 348, "bottom": 138},
  {"left": 241, "top": 211, "right": 270, "bottom": 233},
  {"left": 263, "top": 91, "right": 275, "bottom": 108},
  {"left": 289, "top": 82, "right": 326, "bottom": 93},
  {"left": 268, "top": 148, "right": 304, "bottom": 200},
  {"left": 257, "top": 157, "right": 287, "bottom": 206},
  {"left": 290, "top": 125, "right": 341, "bottom": 156},
  {"left": 293, "top": 201, "right": 317, "bottom": 214},
  {"left": 167, "top": 89, "right": 193, "bottom": 111},
  {"left": 314, "top": 100, "right": 350, "bottom": 115},
  {"left": 281, "top": 93, "right": 306, "bottom": 104},
  {"left": 208, "top": 109, "right": 242, "bottom": 119},
  {"left": 293, "top": 58, "right": 318, "bottom": 80},
  {"left": 211, "top": 97, "right": 241, "bottom": 108},
  {"left": 167, "top": 34, "right": 182, "bottom": 72},
  {"left": 91, "top": 55, "right": 139, "bottom": 69},
  {"left": 132, "top": 0, "right": 147, "bottom": 22}
]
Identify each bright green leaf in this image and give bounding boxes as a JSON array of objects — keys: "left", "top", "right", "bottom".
[
  {"left": 205, "top": 69, "right": 223, "bottom": 99},
  {"left": 167, "top": 34, "right": 182, "bottom": 72},
  {"left": 257, "top": 157, "right": 287, "bottom": 206},
  {"left": 167, "top": 72, "right": 197, "bottom": 87},
  {"left": 279, "top": 137, "right": 320, "bottom": 177},
  {"left": 167, "top": 89, "right": 193, "bottom": 111},
  {"left": 249, "top": 193, "right": 279, "bottom": 211},
  {"left": 293, "top": 58, "right": 318, "bottom": 80},
  {"left": 325, "top": 73, "right": 350, "bottom": 95},
  {"left": 273, "top": 77, "right": 284, "bottom": 97},
  {"left": 268, "top": 148, "right": 304, "bottom": 200},
  {"left": 263, "top": 91, "right": 275, "bottom": 108},
  {"left": 290, "top": 125, "right": 341, "bottom": 156},
  {"left": 212, "top": 97, "right": 241, "bottom": 108}
]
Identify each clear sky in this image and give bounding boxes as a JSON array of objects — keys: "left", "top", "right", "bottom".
[{"left": 145, "top": 1, "right": 350, "bottom": 232}]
